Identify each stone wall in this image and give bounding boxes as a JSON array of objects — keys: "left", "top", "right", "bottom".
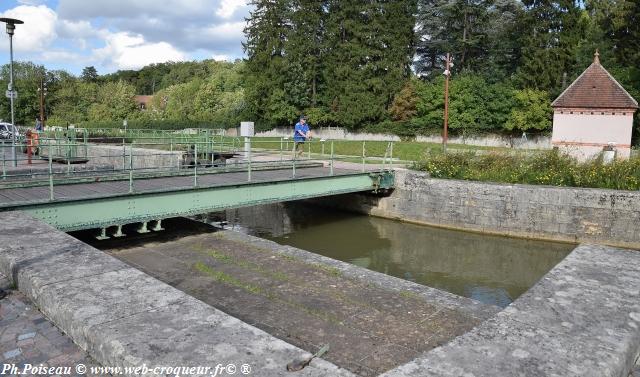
[
  {"left": 86, "top": 144, "right": 183, "bottom": 170},
  {"left": 311, "top": 169, "right": 640, "bottom": 249},
  {"left": 247, "top": 126, "right": 551, "bottom": 149}
]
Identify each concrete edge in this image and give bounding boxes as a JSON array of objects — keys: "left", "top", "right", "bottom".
[{"left": 0, "top": 211, "right": 355, "bottom": 377}]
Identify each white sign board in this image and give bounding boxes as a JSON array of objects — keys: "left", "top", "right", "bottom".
[
  {"left": 5, "top": 90, "right": 17, "bottom": 99},
  {"left": 240, "top": 121, "right": 254, "bottom": 137}
]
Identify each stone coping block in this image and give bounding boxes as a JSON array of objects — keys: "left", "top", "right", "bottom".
[
  {"left": 0, "top": 211, "right": 353, "bottom": 377},
  {"left": 381, "top": 244, "right": 640, "bottom": 377}
]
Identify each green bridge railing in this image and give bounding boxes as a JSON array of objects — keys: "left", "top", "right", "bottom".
[{"left": 0, "top": 129, "right": 397, "bottom": 205}]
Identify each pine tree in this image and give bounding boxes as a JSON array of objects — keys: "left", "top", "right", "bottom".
[
  {"left": 416, "top": 0, "right": 517, "bottom": 78},
  {"left": 416, "top": 0, "right": 453, "bottom": 77},
  {"left": 322, "top": 0, "right": 417, "bottom": 128},
  {"left": 287, "top": 0, "right": 326, "bottom": 109},
  {"left": 515, "top": 0, "right": 585, "bottom": 95},
  {"left": 81, "top": 66, "right": 98, "bottom": 83},
  {"left": 608, "top": 0, "right": 640, "bottom": 69},
  {"left": 243, "top": 0, "right": 293, "bottom": 125},
  {"left": 482, "top": 0, "right": 523, "bottom": 81}
]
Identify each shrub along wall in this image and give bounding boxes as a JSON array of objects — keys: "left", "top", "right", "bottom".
[{"left": 414, "top": 150, "right": 640, "bottom": 190}]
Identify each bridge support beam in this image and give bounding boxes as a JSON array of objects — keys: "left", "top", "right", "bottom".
[
  {"left": 16, "top": 171, "right": 395, "bottom": 232},
  {"left": 152, "top": 219, "right": 164, "bottom": 232},
  {"left": 96, "top": 227, "right": 110, "bottom": 240},
  {"left": 137, "top": 222, "right": 150, "bottom": 234},
  {"left": 113, "top": 225, "right": 126, "bottom": 238}
]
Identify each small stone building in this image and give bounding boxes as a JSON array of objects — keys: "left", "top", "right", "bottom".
[{"left": 551, "top": 52, "right": 638, "bottom": 160}]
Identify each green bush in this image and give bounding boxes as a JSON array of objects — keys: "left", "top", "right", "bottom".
[{"left": 414, "top": 149, "right": 640, "bottom": 190}]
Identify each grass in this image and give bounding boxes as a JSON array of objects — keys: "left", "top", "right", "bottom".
[
  {"left": 193, "top": 261, "right": 263, "bottom": 295},
  {"left": 86, "top": 131, "right": 514, "bottom": 163},
  {"left": 413, "top": 149, "right": 640, "bottom": 190},
  {"left": 313, "top": 263, "right": 342, "bottom": 277},
  {"left": 218, "top": 136, "right": 509, "bottom": 162},
  {"left": 399, "top": 290, "right": 421, "bottom": 300},
  {"left": 193, "top": 254, "right": 344, "bottom": 325},
  {"left": 191, "top": 244, "right": 290, "bottom": 282}
]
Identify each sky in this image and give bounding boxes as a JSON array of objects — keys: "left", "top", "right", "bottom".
[{"left": 0, "top": 0, "right": 252, "bottom": 75}]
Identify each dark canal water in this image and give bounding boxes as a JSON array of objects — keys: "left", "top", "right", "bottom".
[{"left": 198, "top": 203, "right": 575, "bottom": 308}]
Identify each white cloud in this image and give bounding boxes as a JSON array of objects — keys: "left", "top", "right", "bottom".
[
  {"left": 17, "top": 0, "right": 46, "bottom": 5},
  {"left": 0, "top": 1, "right": 251, "bottom": 74},
  {"left": 57, "top": 0, "right": 218, "bottom": 21},
  {"left": 57, "top": 19, "right": 96, "bottom": 39},
  {"left": 56, "top": 0, "right": 250, "bottom": 59},
  {"left": 203, "top": 21, "right": 245, "bottom": 42},
  {"left": 40, "top": 50, "right": 86, "bottom": 62},
  {"left": 93, "top": 31, "right": 186, "bottom": 70},
  {"left": 216, "top": 0, "right": 247, "bottom": 19},
  {"left": 56, "top": 19, "right": 97, "bottom": 49},
  {"left": 212, "top": 54, "right": 229, "bottom": 61},
  {"left": 0, "top": 5, "right": 57, "bottom": 52}
]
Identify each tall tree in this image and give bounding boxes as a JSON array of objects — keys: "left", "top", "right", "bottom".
[
  {"left": 322, "top": 0, "right": 417, "bottom": 128},
  {"left": 416, "top": 0, "right": 520, "bottom": 78},
  {"left": 286, "top": 0, "right": 326, "bottom": 109},
  {"left": 0, "top": 62, "right": 47, "bottom": 125},
  {"left": 87, "top": 80, "right": 137, "bottom": 122},
  {"left": 515, "top": 0, "right": 585, "bottom": 95},
  {"left": 81, "top": 66, "right": 98, "bottom": 83},
  {"left": 243, "top": 0, "right": 293, "bottom": 126},
  {"left": 482, "top": 0, "right": 524, "bottom": 81}
]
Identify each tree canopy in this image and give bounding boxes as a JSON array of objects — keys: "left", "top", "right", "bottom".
[{"left": 0, "top": 0, "right": 639, "bottom": 140}]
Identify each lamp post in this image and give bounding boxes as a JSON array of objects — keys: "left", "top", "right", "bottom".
[
  {"left": 0, "top": 17, "right": 24, "bottom": 167},
  {"left": 37, "top": 76, "right": 47, "bottom": 129},
  {"left": 442, "top": 53, "right": 453, "bottom": 153}
]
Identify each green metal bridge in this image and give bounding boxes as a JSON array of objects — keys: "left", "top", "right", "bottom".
[{"left": 0, "top": 129, "right": 395, "bottom": 238}]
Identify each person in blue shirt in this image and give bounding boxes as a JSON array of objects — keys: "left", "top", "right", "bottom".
[
  {"left": 35, "top": 118, "right": 43, "bottom": 132},
  {"left": 293, "top": 115, "right": 310, "bottom": 158}
]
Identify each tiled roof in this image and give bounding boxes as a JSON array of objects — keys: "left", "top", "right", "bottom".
[
  {"left": 552, "top": 55, "right": 638, "bottom": 109},
  {"left": 134, "top": 95, "right": 154, "bottom": 105}
]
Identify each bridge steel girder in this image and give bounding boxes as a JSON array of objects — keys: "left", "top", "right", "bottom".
[{"left": 14, "top": 171, "right": 394, "bottom": 231}]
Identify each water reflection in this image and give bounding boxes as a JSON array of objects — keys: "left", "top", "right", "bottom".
[{"left": 199, "top": 203, "right": 574, "bottom": 307}]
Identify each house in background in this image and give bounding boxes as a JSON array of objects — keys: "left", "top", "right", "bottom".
[
  {"left": 551, "top": 52, "right": 638, "bottom": 160},
  {"left": 134, "top": 95, "right": 154, "bottom": 111}
]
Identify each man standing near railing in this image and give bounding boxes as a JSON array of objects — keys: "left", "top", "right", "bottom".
[{"left": 293, "top": 115, "right": 310, "bottom": 158}]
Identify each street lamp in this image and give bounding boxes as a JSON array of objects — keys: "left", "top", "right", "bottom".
[
  {"left": 0, "top": 17, "right": 24, "bottom": 167},
  {"left": 442, "top": 53, "right": 453, "bottom": 153},
  {"left": 37, "top": 76, "right": 47, "bottom": 130}
]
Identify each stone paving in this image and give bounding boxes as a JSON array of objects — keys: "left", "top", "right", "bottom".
[
  {"left": 96, "top": 223, "right": 498, "bottom": 377},
  {"left": 631, "top": 355, "right": 640, "bottom": 377},
  {"left": 0, "top": 272, "right": 99, "bottom": 377},
  {"left": 1, "top": 211, "right": 352, "bottom": 377}
]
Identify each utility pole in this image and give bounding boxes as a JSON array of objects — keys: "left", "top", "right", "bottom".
[
  {"left": 38, "top": 76, "right": 47, "bottom": 129},
  {"left": 0, "top": 17, "right": 24, "bottom": 167},
  {"left": 443, "top": 53, "right": 453, "bottom": 153}
]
